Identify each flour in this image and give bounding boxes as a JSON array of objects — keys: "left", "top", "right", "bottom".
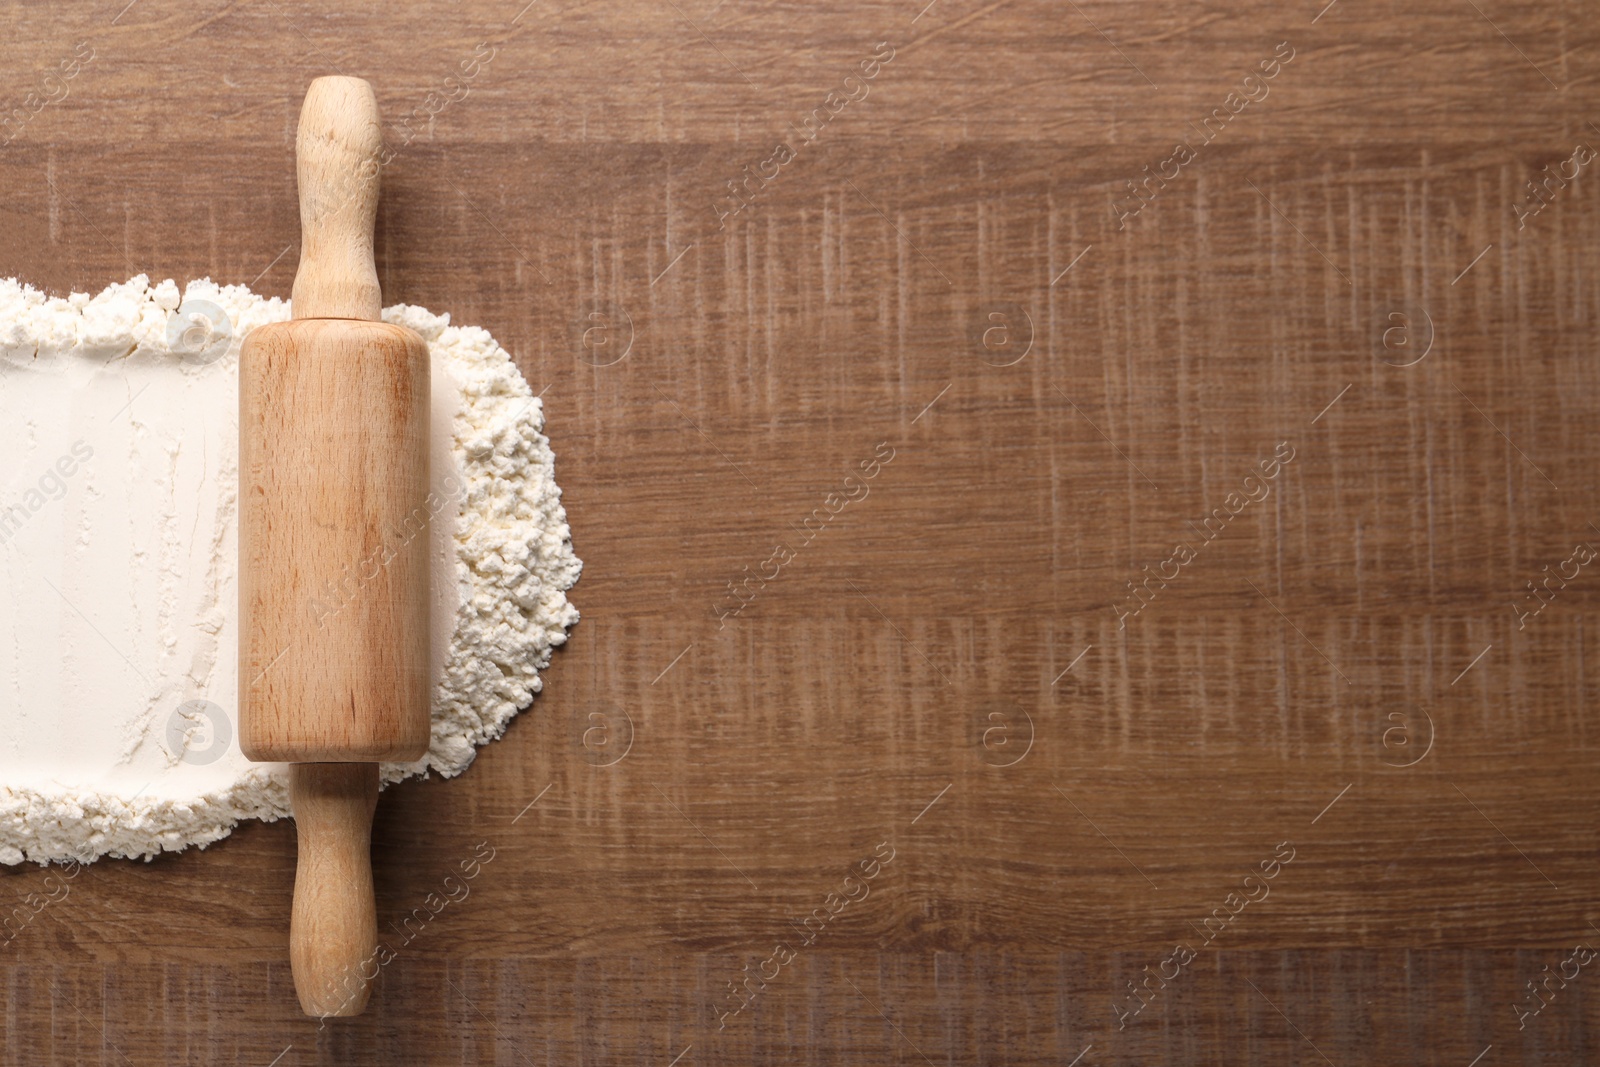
[{"left": 0, "top": 275, "right": 580, "bottom": 865}]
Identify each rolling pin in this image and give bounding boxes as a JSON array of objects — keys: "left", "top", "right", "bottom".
[{"left": 239, "top": 75, "right": 431, "bottom": 1018}]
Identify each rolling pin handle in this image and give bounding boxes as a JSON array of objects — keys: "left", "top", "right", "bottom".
[
  {"left": 291, "top": 75, "right": 384, "bottom": 322},
  {"left": 289, "top": 762, "right": 380, "bottom": 1018}
]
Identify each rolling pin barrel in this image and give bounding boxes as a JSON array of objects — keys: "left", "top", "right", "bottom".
[{"left": 239, "top": 75, "right": 430, "bottom": 1018}]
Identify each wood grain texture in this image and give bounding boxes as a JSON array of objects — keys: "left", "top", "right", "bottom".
[
  {"left": 288, "top": 763, "right": 380, "bottom": 1018},
  {"left": 239, "top": 318, "right": 431, "bottom": 763},
  {"left": 3, "top": 0, "right": 1600, "bottom": 1062},
  {"left": 290, "top": 75, "right": 384, "bottom": 322}
]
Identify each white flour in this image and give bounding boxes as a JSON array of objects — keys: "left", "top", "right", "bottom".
[{"left": 0, "top": 275, "right": 580, "bottom": 865}]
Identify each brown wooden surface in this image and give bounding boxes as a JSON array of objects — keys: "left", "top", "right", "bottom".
[{"left": 4, "top": 0, "right": 1600, "bottom": 1062}]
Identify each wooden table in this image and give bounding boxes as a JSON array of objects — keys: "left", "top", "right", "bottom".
[{"left": 3, "top": 0, "right": 1598, "bottom": 1062}]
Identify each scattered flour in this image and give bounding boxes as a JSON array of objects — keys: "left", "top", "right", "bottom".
[{"left": 0, "top": 275, "right": 580, "bottom": 865}]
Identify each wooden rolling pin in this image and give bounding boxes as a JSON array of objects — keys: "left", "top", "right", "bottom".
[{"left": 239, "top": 75, "right": 431, "bottom": 1018}]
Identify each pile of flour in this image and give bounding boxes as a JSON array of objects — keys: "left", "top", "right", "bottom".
[{"left": 0, "top": 275, "right": 580, "bottom": 865}]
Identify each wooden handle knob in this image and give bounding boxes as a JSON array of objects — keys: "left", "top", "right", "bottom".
[
  {"left": 291, "top": 76, "right": 383, "bottom": 321},
  {"left": 290, "top": 763, "right": 380, "bottom": 1017}
]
